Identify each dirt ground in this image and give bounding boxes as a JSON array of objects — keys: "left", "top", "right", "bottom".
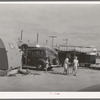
[{"left": 0, "top": 66, "right": 100, "bottom": 91}]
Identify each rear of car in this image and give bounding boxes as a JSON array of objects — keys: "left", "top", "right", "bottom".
[{"left": 45, "top": 48, "right": 59, "bottom": 67}]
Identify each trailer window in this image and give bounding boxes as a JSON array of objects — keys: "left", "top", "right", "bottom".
[{"left": 9, "top": 43, "right": 15, "bottom": 49}]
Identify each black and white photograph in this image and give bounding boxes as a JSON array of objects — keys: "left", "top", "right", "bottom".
[{"left": 0, "top": 2, "right": 100, "bottom": 94}]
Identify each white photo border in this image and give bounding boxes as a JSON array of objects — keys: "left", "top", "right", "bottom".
[{"left": 0, "top": 1, "right": 100, "bottom": 99}]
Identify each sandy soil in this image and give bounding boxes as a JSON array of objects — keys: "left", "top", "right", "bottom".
[{"left": 0, "top": 66, "right": 100, "bottom": 91}]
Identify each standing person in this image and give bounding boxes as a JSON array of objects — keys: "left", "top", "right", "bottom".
[
  {"left": 63, "top": 56, "right": 70, "bottom": 75},
  {"left": 45, "top": 57, "right": 49, "bottom": 73},
  {"left": 72, "top": 56, "right": 79, "bottom": 76},
  {"left": 19, "top": 49, "right": 24, "bottom": 69}
]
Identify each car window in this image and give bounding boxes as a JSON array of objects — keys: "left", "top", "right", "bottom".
[
  {"left": 31, "top": 50, "right": 44, "bottom": 56},
  {"left": 40, "top": 51, "right": 44, "bottom": 56},
  {"left": 28, "top": 51, "right": 32, "bottom": 57},
  {"left": 47, "top": 50, "right": 53, "bottom": 56},
  {"left": 35, "top": 51, "right": 39, "bottom": 55},
  {"left": 31, "top": 51, "right": 36, "bottom": 56}
]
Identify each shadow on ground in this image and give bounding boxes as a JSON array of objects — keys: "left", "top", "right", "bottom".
[
  {"left": 79, "top": 84, "right": 100, "bottom": 92},
  {"left": 49, "top": 71, "right": 64, "bottom": 75},
  {"left": 48, "top": 71, "right": 73, "bottom": 76}
]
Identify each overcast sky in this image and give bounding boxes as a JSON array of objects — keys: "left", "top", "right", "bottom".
[{"left": 0, "top": 4, "right": 100, "bottom": 49}]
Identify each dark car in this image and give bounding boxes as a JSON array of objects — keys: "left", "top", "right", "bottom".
[{"left": 26, "top": 47, "right": 59, "bottom": 70}]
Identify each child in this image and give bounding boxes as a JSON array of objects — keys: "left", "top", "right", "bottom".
[
  {"left": 72, "top": 56, "right": 79, "bottom": 76},
  {"left": 63, "top": 57, "right": 70, "bottom": 75},
  {"left": 45, "top": 57, "right": 49, "bottom": 73}
]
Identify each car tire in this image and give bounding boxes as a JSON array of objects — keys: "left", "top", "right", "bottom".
[
  {"left": 36, "top": 60, "right": 46, "bottom": 71},
  {"left": 53, "top": 58, "right": 59, "bottom": 65},
  {"left": 47, "top": 67, "right": 53, "bottom": 71}
]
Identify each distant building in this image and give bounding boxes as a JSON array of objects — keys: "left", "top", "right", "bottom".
[{"left": 58, "top": 45, "right": 97, "bottom": 67}]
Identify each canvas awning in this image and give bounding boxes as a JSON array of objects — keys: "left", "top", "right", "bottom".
[{"left": 58, "top": 45, "right": 97, "bottom": 53}]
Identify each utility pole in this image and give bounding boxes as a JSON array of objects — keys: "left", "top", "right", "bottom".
[
  {"left": 37, "top": 33, "right": 39, "bottom": 43},
  {"left": 56, "top": 43, "right": 58, "bottom": 47},
  {"left": 28, "top": 40, "right": 30, "bottom": 43},
  {"left": 21, "top": 30, "right": 23, "bottom": 41},
  {"left": 46, "top": 40, "right": 48, "bottom": 45},
  {"left": 49, "top": 36, "right": 57, "bottom": 47},
  {"left": 63, "top": 38, "right": 68, "bottom": 45}
]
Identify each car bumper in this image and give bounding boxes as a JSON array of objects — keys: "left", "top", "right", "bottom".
[{"left": 51, "top": 64, "right": 60, "bottom": 68}]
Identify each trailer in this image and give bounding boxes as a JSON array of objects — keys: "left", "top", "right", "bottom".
[{"left": 0, "top": 37, "right": 21, "bottom": 72}]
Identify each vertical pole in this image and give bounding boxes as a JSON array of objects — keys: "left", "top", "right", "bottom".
[
  {"left": 37, "top": 33, "right": 39, "bottom": 43},
  {"left": 21, "top": 30, "right": 23, "bottom": 41},
  {"left": 56, "top": 43, "right": 57, "bottom": 47},
  {"left": 63, "top": 38, "right": 68, "bottom": 45},
  {"left": 66, "top": 39, "right": 68, "bottom": 44},
  {"left": 49, "top": 36, "right": 57, "bottom": 47},
  {"left": 28, "top": 40, "right": 30, "bottom": 43},
  {"left": 46, "top": 40, "right": 48, "bottom": 45},
  {"left": 52, "top": 38, "right": 53, "bottom": 47},
  {"left": 74, "top": 49, "right": 75, "bottom": 57}
]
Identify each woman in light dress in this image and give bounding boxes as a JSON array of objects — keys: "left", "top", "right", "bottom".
[
  {"left": 45, "top": 57, "right": 49, "bottom": 73},
  {"left": 63, "top": 57, "right": 70, "bottom": 75},
  {"left": 72, "top": 56, "right": 79, "bottom": 76}
]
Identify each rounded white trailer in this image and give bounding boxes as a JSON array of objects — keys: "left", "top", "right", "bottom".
[{"left": 0, "top": 37, "right": 21, "bottom": 71}]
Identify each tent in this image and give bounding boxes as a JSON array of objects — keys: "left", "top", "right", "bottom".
[{"left": 0, "top": 37, "right": 21, "bottom": 71}]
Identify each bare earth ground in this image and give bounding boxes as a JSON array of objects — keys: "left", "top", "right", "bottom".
[{"left": 0, "top": 66, "right": 100, "bottom": 91}]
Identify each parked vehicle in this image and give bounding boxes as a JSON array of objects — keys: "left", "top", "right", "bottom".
[{"left": 24, "top": 47, "right": 59, "bottom": 70}]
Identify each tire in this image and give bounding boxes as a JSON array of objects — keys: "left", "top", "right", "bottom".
[
  {"left": 47, "top": 67, "right": 53, "bottom": 71},
  {"left": 36, "top": 60, "right": 46, "bottom": 71},
  {"left": 53, "top": 58, "right": 59, "bottom": 65}
]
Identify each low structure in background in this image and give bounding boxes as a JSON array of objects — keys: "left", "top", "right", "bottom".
[{"left": 58, "top": 45, "right": 100, "bottom": 68}]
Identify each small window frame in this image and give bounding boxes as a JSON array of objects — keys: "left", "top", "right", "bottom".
[{"left": 9, "top": 43, "right": 15, "bottom": 49}]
